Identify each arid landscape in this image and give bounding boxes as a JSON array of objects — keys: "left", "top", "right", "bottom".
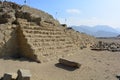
[
  {"left": 0, "top": 43, "right": 120, "bottom": 80},
  {"left": 0, "top": 1, "right": 120, "bottom": 80}
]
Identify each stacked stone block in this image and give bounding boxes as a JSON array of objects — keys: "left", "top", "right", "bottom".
[
  {"left": 0, "top": 1, "right": 95, "bottom": 62},
  {"left": 17, "top": 19, "right": 78, "bottom": 62}
]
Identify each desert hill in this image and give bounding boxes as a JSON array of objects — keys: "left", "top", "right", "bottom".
[
  {"left": 117, "top": 35, "right": 120, "bottom": 38},
  {"left": 71, "top": 25, "right": 119, "bottom": 37},
  {"left": 0, "top": 1, "right": 95, "bottom": 63}
]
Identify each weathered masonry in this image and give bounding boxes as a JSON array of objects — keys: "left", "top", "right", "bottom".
[{"left": 0, "top": 1, "right": 95, "bottom": 63}]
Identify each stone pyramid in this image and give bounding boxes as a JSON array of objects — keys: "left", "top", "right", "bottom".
[{"left": 0, "top": 1, "right": 95, "bottom": 63}]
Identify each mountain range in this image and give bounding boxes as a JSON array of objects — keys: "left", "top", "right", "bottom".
[{"left": 71, "top": 25, "right": 120, "bottom": 37}]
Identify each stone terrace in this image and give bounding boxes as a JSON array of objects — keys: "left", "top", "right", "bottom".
[
  {"left": 17, "top": 19, "right": 78, "bottom": 62},
  {"left": 0, "top": 1, "right": 95, "bottom": 63}
]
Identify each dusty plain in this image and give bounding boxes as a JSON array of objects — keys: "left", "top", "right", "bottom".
[{"left": 0, "top": 38, "right": 120, "bottom": 80}]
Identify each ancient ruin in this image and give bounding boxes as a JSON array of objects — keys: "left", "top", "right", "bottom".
[
  {"left": 3, "top": 73, "right": 17, "bottom": 80},
  {"left": 0, "top": 69, "right": 31, "bottom": 80},
  {"left": 0, "top": 1, "right": 95, "bottom": 63},
  {"left": 91, "top": 41, "right": 120, "bottom": 52},
  {"left": 17, "top": 69, "right": 31, "bottom": 80},
  {"left": 59, "top": 58, "right": 81, "bottom": 68}
]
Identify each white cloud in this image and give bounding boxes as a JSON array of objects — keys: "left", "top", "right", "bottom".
[{"left": 66, "top": 9, "right": 81, "bottom": 14}]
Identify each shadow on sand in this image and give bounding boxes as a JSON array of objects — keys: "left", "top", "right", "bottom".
[
  {"left": 1, "top": 56, "right": 35, "bottom": 63},
  {"left": 55, "top": 63, "right": 78, "bottom": 71}
]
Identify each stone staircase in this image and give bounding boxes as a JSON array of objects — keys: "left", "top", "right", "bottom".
[
  {"left": 17, "top": 19, "right": 78, "bottom": 62},
  {"left": 0, "top": 1, "right": 96, "bottom": 62}
]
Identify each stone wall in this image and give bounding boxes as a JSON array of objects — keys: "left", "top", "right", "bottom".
[
  {"left": 63, "top": 27, "right": 95, "bottom": 48},
  {"left": 0, "top": 24, "right": 18, "bottom": 58},
  {"left": 0, "top": 1, "right": 96, "bottom": 62},
  {"left": 16, "top": 18, "right": 79, "bottom": 62},
  {"left": 16, "top": 19, "right": 38, "bottom": 61}
]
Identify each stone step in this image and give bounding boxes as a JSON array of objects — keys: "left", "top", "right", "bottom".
[
  {"left": 21, "top": 25, "right": 62, "bottom": 31},
  {"left": 28, "top": 44, "right": 78, "bottom": 62},
  {"left": 24, "top": 33, "right": 65, "bottom": 37},
  {"left": 22, "top": 27, "right": 62, "bottom": 31},
  {"left": 26, "top": 37, "right": 72, "bottom": 42},
  {"left": 32, "top": 45, "right": 75, "bottom": 53},
  {"left": 32, "top": 48, "right": 76, "bottom": 58},
  {"left": 31, "top": 43, "right": 76, "bottom": 50},
  {"left": 30, "top": 43, "right": 75, "bottom": 49},
  {"left": 18, "top": 21, "right": 80, "bottom": 63},
  {"left": 25, "top": 35, "right": 67, "bottom": 38},
  {"left": 36, "top": 48, "right": 77, "bottom": 56},
  {"left": 24, "top": 34, "right": 68, "bottom": 38},
  {"left": 28, "top": 42, "right": 74, "bottom": 47},
  {"left": 22, "top": 30, "right": 64, "bottom": 35}
]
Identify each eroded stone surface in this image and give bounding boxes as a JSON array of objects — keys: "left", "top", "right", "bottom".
[
  {"left": 17, "top": 69, "right": 31, "bottom": 80},
  {"left": 3, "top": 73, "right": 17, "bottom": 80},
  {"left": 91, "top": 41, "right": 120, "bottom": 52},
  {"left": 0, "top": 1, "right": 95, "bottom": 62}
]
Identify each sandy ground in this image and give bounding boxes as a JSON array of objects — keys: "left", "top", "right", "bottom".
[{"left": 0, "top": 48, "right": 120, "bottom": 80}]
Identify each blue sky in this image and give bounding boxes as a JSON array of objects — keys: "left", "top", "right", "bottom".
[{"left": 8, "top": 0, "right": 120, "bottom": 28}]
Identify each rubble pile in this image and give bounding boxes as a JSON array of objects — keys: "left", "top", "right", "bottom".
[{"left": 91, "top": 41, "right": 120, "bottom": 52}]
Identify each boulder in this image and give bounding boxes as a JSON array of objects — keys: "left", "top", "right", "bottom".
[
  {"left": 116, "top": 74, "right": 120, "bottom": 79},
  {"left": 59, "top": 58, "right": 81, "bottom": 68},
  {"left": 3, "top": 73, "right": 17, "bottom": 80},
  {"left": 17, "top": 69, "right": 31, "bottom": 80}
]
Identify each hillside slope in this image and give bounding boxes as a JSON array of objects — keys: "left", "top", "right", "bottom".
[{"left": 72, "top": 25, "right": 119, "bottom": 37}]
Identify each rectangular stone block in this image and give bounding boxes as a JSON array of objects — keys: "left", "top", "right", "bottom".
[
  {"left": 59, "top": 58, "right": 81, "bottom": 68},
  {"left": 3, "top": 73, "right": 17, "bottom": 80},
  {"left": 17, "top": 69, "right": 31, "bottom": 80}
]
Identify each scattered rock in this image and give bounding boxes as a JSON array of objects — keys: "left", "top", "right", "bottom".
[
  {"left": 3, "top": 73, "right": 17, "bottom": 80},
  {"left": 17, "top": 69, "right": 31, "bottom": 80},
  {"left": 59, "top": 58, "right": 81, "bottom": 68},
  {"left": 0, "top": 69, "right": 31, "bottom": 80},
  {"left": 116, "top": 74, "right": 120, "bottom": 79},
  {"left": 91, "top": 41, "right": 120, "bottom": 52}
]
